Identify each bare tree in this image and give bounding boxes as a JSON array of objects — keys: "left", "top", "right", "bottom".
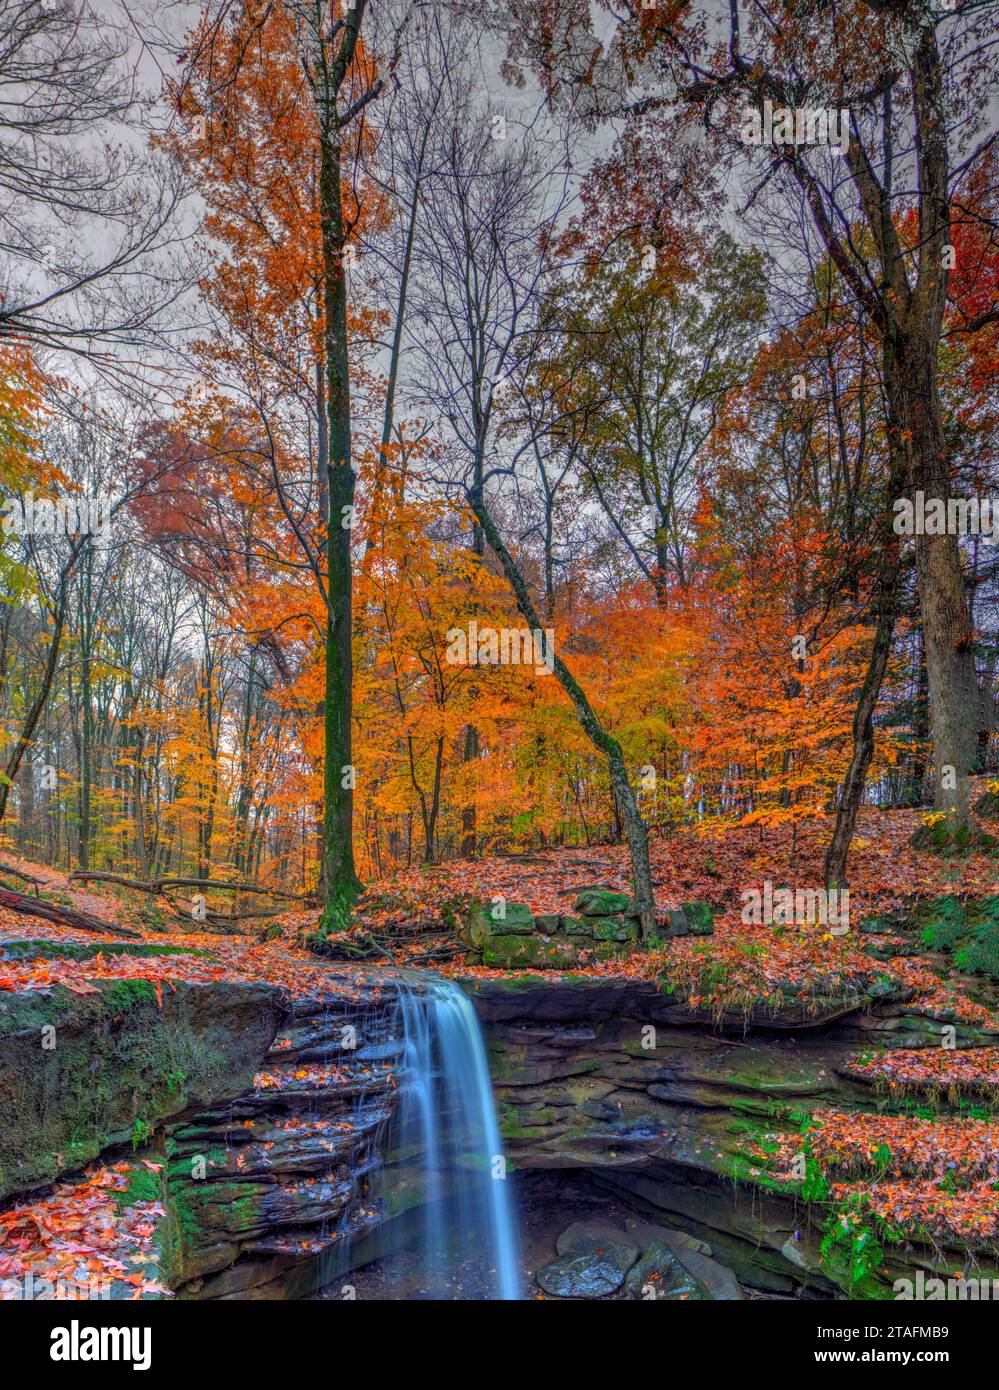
[
  {"left": 0, "top": 0, "right": 185, "bottom": 363},
  {"left": 402, "top": 46, "right": 656, "bottom": 934}
]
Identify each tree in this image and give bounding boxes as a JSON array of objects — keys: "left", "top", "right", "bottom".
[
  {"left": 171, "top": 0, "right": 417, "bottom": 930},
  {"left": 0, "top": 0, "right": 182, "bottom": 363},
  {"left": 493, "top": 0, "right": 999, "bottom": 857},
  {"left": 546, "top": 232, "right": 766, "bottom": 599}
]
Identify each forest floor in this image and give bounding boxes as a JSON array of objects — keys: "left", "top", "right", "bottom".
[{"left": 2, "top": 795, "right": 999, "bottom": 1298}]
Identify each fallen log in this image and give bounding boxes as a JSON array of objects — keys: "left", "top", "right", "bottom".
[
  {"left": 0, "top": 861, "right": 43, "bottom": 891},
  {"left": 69, "top": 870, "right": 314, "bottom": 902},
  {"left": 0, "top": 885, "right": 141, "bottom": 937}
]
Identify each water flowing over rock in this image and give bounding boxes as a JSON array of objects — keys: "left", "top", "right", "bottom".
[
  {"left": 6, "top": 912, "right": 998, "bottom": 1301},
  {"left": 387, "top": 976, "right": 521, "bottom": 1300}
]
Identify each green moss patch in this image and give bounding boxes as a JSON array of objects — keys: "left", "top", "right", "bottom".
[{"left": 0, "top": 978, "right": 287, "bottom": 1202}]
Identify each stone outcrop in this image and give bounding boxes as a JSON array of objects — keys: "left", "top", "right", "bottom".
[
  {"left": 463, "top": 971, "right": 999, "bottom": 1298},
  {"left": 0, "top": 973, "right": 288, "bottom": 1202},
  {"left": 461, "top": 890, "right": 659, "bottom": 970},
  {"left": 165, "top": 977, "right": 403, "bottom": 1299},
  {"left": 537, "top": 1220, "right": 640, "bottom": 1297}
]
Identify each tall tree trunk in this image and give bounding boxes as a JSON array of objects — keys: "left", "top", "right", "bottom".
[
  {"left": 897, "top": 337, "right": 979, "bottom": 828},
  {"left": 318, "top": 102, "right": 361, "bottom": 932},
  {"left": 314, "top": 337, "right": 330, "bottom": 900}
]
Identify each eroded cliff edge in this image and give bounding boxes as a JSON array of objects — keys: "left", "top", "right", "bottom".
[
  {"left": 466, "top": 970, "right": 999, "bottom": 1298},
  {"left": 3, "top": 917, "right": 999, "bottom": 1300}
]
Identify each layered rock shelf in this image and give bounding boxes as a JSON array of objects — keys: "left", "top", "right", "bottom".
[
  {"left": 165, "top": 981, "right": 402, "bottom": 1299},
  {"left": 4, "top": 892, "right": 999, "bottom": 1299},
  {"left": 465, "top": 966, "right": 999, "bottom": 1298}
]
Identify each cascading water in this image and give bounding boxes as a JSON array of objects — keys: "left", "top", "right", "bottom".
[{"left": 390, "top": 974, "right": 521, "bottom": 1299}]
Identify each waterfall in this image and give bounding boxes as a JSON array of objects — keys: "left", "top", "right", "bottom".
[{"left": 392, "top": 974, "right": 521, "bottom": 1300}]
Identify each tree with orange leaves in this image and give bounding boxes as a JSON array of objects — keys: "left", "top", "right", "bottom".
[{"left": 164, "top": 0, "right": 417, "bottom": 931}]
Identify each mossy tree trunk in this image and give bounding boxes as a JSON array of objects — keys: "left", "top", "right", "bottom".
[{"left": 467, "top": 485, "right": 656, "bottom": 940}]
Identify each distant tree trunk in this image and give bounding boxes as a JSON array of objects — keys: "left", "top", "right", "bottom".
[
  {"left": 824, "top": 576, "right": 899, "bottom": 889},
  {"left": 425, "top": 737, "right": 445, "bottom": 863},
  {"left": 906, "top": 632, "right": 930, "bottom": 806},
  {"left": 17, "top": 755, "right": 34, "bottom": 857},
  {"left": 825, "top": 331, "right": 911, "bottom": 888},
  {"left": 460, "top": 473, "right": 486, "bottom": 858},
  {"left": 78, "top": 612, "right": 93, "bottom": 872},
  {"left": 459, "top": 725, "right": 479, "bottom": 857},
  {"left": 974, "top": 647, "right": 997, "bottom": 774},
  {"left": 232, "top": 648, "right": 258, "bottom": 878},
  {"left": 0, "top": 589, "right": 67, "bottom": 824}
]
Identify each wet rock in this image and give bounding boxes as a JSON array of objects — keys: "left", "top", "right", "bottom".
[
  {"left": 462, "top": 975, "right": 680, "bottom": 1024},
  {"left": 538, "top": 1220, "right": 640, "bottom": 1297},
  {"left": 555, "top": 1219, "right": 640, "bottom": 1263},
  {"left": 537, "top": 1249, "right": 630, "bottom": 1298},
  {"left": 623, "top": 1240, "right": 706, "bottom": 1300},
  {"left": 670, "top": 1246, "right": 744, "bottom": 1300},
  {"left": 623, "top": 1217, "right": 713, "bottom": 1257}
]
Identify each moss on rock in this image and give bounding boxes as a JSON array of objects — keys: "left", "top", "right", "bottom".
[
  {"left": 573, "top": 889, "right": 631, "bottom": 917},
  {"left": 0, "top": 977, "right": 289, "bottom": 1202}
]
